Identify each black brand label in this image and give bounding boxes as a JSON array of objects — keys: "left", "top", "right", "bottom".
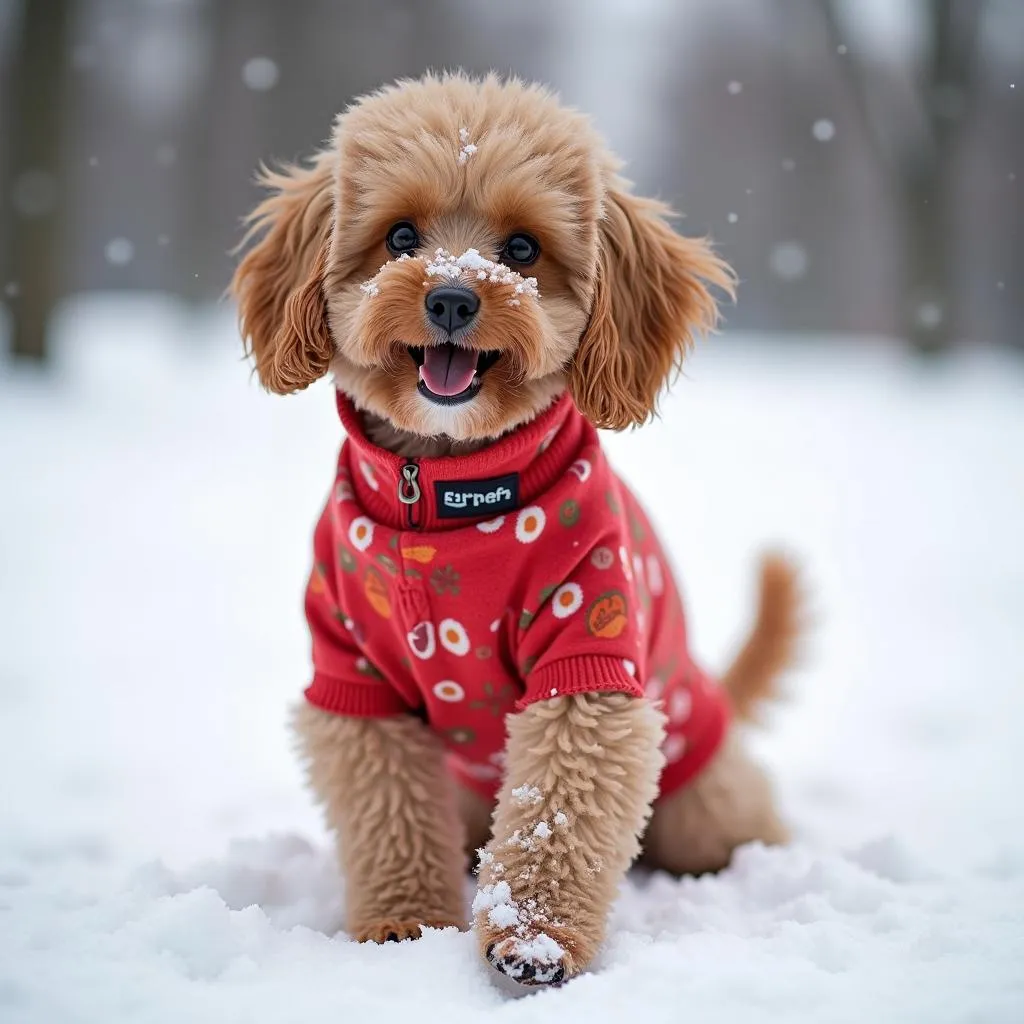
[{"left": 435, "top": 473, "right": 520, "bottom": 519}]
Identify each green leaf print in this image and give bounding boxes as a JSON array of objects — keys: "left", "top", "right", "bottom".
[
  {"left": 338, "top": 545, "right": 358, "bottom": 574},
  {"left": 430, "top": 564, "right": 461, "bottom": 596},
  {"left": 376, "top": 553, "right": 399, "bottom": 576},
  {"left": 470, "top": 680, "right": 517, "bottom": 716},
  {"left": 629, "top": 513, "right": 645, "bottom": 544},
  {"left": 559, "top": 498, "right": 581, "bottom": 527},
  {"left": 520, "top": 655, "right": 538, "bottom": 676}
]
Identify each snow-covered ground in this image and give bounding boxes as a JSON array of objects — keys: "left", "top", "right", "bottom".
[{"left": 1, "top": 296, "right": 1022, "bottom": 1023}]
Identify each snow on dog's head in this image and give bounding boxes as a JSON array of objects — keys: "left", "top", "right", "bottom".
[{"left": 232, "top": 72, "right": 734, "bottom": 440}]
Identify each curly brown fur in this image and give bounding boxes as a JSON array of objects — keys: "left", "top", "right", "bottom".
[
  {"left": 294, "top": 703, "right": 467, "bottom": 940},
  {"left": 474, "top": 693, "right": 665, "bottom": 984},
  {"left": 642, "top": 732, "right": 788, "bottom": 876},
  {"left": 230, "top": 72, "right": 732, "bottom": 450},
  {"left": 235, "top": 72, "right": 799, "bottom": 986},
  {"left": 721, "top": 553, "right": 804, "bottom": 722}
]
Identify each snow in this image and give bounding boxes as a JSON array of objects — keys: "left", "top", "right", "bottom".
[
  {"left": 458, "top": 126, "right": 478, "bottom": 165},
  {"left": 104, "top": 237, "right": 135, "bottom": 266},
  {"left": 242, "top": 57, "right": 279, "bottom": 92},
  {"left": 1, "top": 296, "right": 1023, "bottom": 1021},
  {"left": 769, "top": 241, "right": 809, "bottom": 282},
  {"left": 812, "top": 118, "right": 836, "bottom": 142},
  {"left": 511, "top": 784, "right": 543, "bottom": 807},
  {"left": 425, "top": 248, "right": 540, "bottom": 303}
]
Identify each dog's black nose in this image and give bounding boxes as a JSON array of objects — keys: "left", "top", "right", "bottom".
[{"left": 425, "top": 286, "right": 479, "bottom": 333}]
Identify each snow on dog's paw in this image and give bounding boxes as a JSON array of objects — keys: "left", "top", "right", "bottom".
[
  {"left": 485, "top": 932, "right": 570, "bottom": 987},
  {"left": 353, "top": 917, "right": 461, "bottom": 943},
  {"left": 474, "top": 879, "right": 578, "bottom": 985}
]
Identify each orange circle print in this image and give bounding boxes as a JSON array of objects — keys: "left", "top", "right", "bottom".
[
  {"left": 586, "top": 590, "right": 628, "bottom": 639},
  {"left": 364, "top": 566, "right": 391, "bottom": 619}
]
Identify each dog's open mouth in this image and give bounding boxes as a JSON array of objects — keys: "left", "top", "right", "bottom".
[{"left": 408, "top": 344, "right": 501, "bottom": 405}]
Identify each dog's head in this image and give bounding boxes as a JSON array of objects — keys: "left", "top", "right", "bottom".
[{"left": 232, "top": 73, "right": 734, "bottom": 440}]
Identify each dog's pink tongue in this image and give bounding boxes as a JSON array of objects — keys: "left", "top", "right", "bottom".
[{"left": 420, "top": 344, "right": 479, "bottom": 396}]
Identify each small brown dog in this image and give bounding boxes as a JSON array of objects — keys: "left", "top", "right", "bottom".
[{"left": 233, "top": 72, "right": 800, "bottom": 986}]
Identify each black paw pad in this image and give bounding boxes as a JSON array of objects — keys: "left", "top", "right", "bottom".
[{"left": 486, "top": 943, "right": 565, "bottom": 986}]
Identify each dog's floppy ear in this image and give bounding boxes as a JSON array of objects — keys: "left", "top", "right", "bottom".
[
  {"left": 569, "top": 182, "right": 735, "bottom": 430},
  {"left": 231, "top": 152, "right": 335, "bottom": 394}
]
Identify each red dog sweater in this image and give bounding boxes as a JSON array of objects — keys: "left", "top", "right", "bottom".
[{"left": 304, "top": 391, "right": 729, "bottom": 800}]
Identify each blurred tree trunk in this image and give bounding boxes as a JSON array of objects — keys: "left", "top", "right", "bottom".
[
  {"left": 821, "top": 0, "right": 983, "bottom": 354},
  {"left": 6, "top": 0, "right": 71, "bottom": 361}
]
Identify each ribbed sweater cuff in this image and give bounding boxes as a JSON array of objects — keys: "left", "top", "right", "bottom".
[
  {"left": 304, "top": 673, "right": 408, "bottom": 717},
  {"left": 518, "top": 655, "right": 644, "bottom": 710}
]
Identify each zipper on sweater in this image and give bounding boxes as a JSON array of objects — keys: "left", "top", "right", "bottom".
[{"left": 398, "top": 459, "right": 422, "bottom": 528}]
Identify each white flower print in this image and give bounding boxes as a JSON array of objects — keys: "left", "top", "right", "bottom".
[
  {"left": 359, "top": 458, "right": 379, "bottom": 492},
  {"left": 590, "top": 546, "right": 614, "bottom": 570},
  {"left": 645, "top": 676, "right": 666, "bottom": 703},
  {"left": 620, "top": 545, "right": 633, "bottom": 580},
  {"left": 551, "top": 582, "right": 583, "bottom": 619},
  {"left": 439, "top": 618, "right": 470, "bottom": 656},
  {"left": 515, "top": 506, "right": 546, "bottom": 543},
  {"left": 433, "top": 680, "right": 466, "bottom": 703},
  {"left": 646, "top": 555, "right": 665, "bottom": 597},
  {"left": 476, "top": 516, "right": 505, "bottom": 534},
  {"left": 348, "top": 516, "right": 374, "bottom": 551},
  {"left": 668, "top": 689, "right": 692, "bottom": 723},
  {"left": 632, "top": 553, "right": 645, "bottom": 582},
  {"left": 334, "top": 479, "right": 354, "bottom": 503},
  {"left": 663, "top": 734, "right": 688, "bottom": 763}
]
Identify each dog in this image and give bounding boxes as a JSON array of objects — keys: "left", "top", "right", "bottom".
[{"left": 232, "top": 72, "right": 800, "bottom": 986}]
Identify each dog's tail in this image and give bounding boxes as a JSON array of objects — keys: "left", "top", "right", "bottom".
[{"left": 720, "top": 553, "right": 804, "bottom": 723}]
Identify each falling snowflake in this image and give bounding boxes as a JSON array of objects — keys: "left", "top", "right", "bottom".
[
  {"left": 769, "top": 242, "right": 809, "bottom": 282},
  {"left": 916, "top": 302, "right": 944, "bottom": 330},
  {"left": 105, "top": 238, "right": 135, "bottom": 266},
  {"left": 242, "top": 57, "right": 279, "bottom": 91},
  {"left": 812, "top": 119, "right": 836, "bottom": 142}
]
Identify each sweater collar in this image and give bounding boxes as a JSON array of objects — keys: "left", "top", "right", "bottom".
[{"left": 335, "top": 389, "right": 589, "bottom": 531}]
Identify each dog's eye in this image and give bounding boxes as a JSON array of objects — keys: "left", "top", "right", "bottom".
[
  {"left": 502, "top": 233, "right": 540, "bottom": 266},
  {"left": 386, "top": 221, "right": 420, "bottom": 256}
]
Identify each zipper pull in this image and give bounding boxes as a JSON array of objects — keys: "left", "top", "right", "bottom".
[{"left": 398, "top": 460, "right": 421, "bottom": 527}]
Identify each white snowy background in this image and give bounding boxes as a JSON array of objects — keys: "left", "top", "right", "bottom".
[{"left": 1, "top": 298, "right": 1022, "bottom": 1022}]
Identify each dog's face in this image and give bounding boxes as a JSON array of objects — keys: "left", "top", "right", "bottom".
[{"left": 233, "top": 74, "right": 733, "bottom": 440}]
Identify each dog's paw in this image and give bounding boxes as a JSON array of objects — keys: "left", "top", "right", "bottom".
[
  {"left": 484, "top": 931, "right": 575, "bottom": 987},
  {"left": 353, "top": 917, "right": 462, "bottom": 943}
]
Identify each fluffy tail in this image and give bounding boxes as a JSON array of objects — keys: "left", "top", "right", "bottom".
[{"left": 720, "top": 554, "right": 804, "bottom": 723}]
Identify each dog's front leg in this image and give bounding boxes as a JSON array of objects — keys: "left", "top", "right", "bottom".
[
  {"left": 295, "top": 703, "right": 467, "bottom": 941},
  {"left": 473, "top": 692, "right": 665, "bottom": 985}
]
